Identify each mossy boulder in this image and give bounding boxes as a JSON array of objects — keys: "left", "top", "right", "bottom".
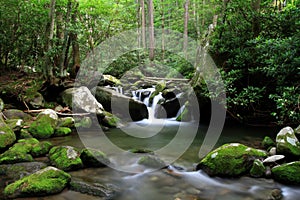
[
  {"left": 2, "top": 109, "right": 32, "bottom": 121},
  {"left": 75, "top": 116, "right": 92, "bottom": 128},
  {"left": 80, "top": 148, "right": 110, "bottom": 167},
  {"left": 54, "top": 127, "right": 72, "bottom": 137},
  {"left": 9, "top": 138, "right": 39, "bottom": 154},
  {"left": 196, "top": 143, "right": 268, "bottom": 177},
  {"left": 0, "top": 150, "right": 34, "bottom": 164},
  {"left": 0, "top": 117, "right": 16, "bottom": 150},
  {"left": 58, "top": 117, "right": 75, "bottom": 128},
  {"left": 138, "top": 155, "right": 167, "bottom": 169},
  {"left": 4, "top": 166, "right": 71, "bottom": 198},
  {"left": 100, "top": 111, "right": 120, "bottom": 128},
  {"left": 49, "top": 146, "right": 83, "bottom": 171},
  {"left": 250, "top": 159, "right": 266, "bottom": 178},
  {"left": 276, "top": 126, "right": 300, "bottom": 157},
  {"left": 31, "top": 141, "right": 53, "bottom": 157},
  {"left": 262, "top": 136, "right": 276, "bottom": 150},
  {"left": 271, "top": 161, "right": 300, "bottom": 184},
  {"left": 28, "top": 109, "right": 58, "bottom": 139}
]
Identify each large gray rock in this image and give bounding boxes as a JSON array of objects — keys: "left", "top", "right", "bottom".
[
  {"left": 61, "top": 86, "right": 104, "bottom": 115},
  {"left": 276, "top": 126, "right": 300, "bottom": 157},
  {"left": 4, "top": 166, "right": 71, "bottom": 198},
  {"left": 92, "top": 87, "right": 148, "bottom": 121},
  {"left": 2, "top": 109, "right": 32, "bottom": 121},
  {"left": 0, "top": 117, "right": 16, "bottom": 151},
  {"left": 0, "top": 162, "right": 47, "bottom": 181}
]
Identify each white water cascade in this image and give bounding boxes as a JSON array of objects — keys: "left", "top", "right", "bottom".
[{"left": 132, "top": 88, "right": 186, "bottom": 124}]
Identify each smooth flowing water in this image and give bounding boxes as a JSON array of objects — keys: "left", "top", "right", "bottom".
[{"left": 24, "top": 121, "right": 300, "bottom": 200}]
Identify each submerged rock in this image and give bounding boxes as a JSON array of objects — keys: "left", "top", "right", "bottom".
[
  {"left": 196, "top": 143, "right": 267, "bottom": 177},
  {"left": 70, "top": 179, "right": 119, "bottom": 198},
  {"left": 138, "top": 155, "right": 167, "bottom": 169},
  {"left": 0, "top": 117, "right": 16, "bottom": 151},
  {"left": 28, "top": 109, "right": 58, "bottom": 139},
  {"left": 276, "top": 126, "right": 300, "bottom": 157},
  {"left": 49, "top": 146, "right": 83, "bottom": 171},
  {"left": 271, "top": 161, "right": 300, "bottom": 184},
  {"left": 4, "top": 166, "right": 71, "bottom": 198},
  {"left": 80, "top": 148, "right": 110, "bottom": 167}
]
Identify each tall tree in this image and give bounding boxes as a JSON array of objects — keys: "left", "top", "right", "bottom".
[
  {"left": 148, "top": 0, "right": 155, "bottom": 61},
  {"left": 44, "top": 0, "right": 56, "bottom": 83},
  {"left": 183, "top": 0, "right": 190, "bottom": 57}
]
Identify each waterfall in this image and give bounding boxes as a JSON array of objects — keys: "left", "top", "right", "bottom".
[{"left": 132, "top": 87, "right": 185, "bottom": 124}]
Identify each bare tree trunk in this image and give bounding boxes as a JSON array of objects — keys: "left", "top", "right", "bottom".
[
  {"left": 55, "top": 10, "right": 64, "bottom": 67},
  {"left": 183, "top": 0, "right": 190, "bottom": 58},
  {"left": 44, "top": 0, "right": 56, "bottom": 83},
  {"left": 141, "top": 0, "right": 146, "bottom": 48},
  {"left": 161, "top": 0, "right": 165, "bottom": 60},
  {"left": 59, "top": 0, "right": 72, "bottom": 78},
  {"left": 70, "top": 1, "right": 80, "bottom": 78},
  {"left": 148, "top": 0, "right": 155, "bottom": 61},
  {"left": 252, "top": 0, "right": 261, "bottom": 37}
]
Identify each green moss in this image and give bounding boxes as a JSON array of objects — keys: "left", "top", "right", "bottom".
[
  {"left": 4, "top": 166, "right": 71, "bottom": 198},
  {"left": 80, "top": 148, "right": 110, "bottom": 167},
  {"left": 250, "top": 159, "right": 266, "bottom": 178},
  {"left": 28, "top": 115, "right": 56, "bottom": 139},
  {"left": 0, "top": 124, "right": 16, "bottom": 150},
  {"left": 76, "top": 117, "right": 92, "bottom": 128},
  {"left": 54, "top": 127, "right": 72, "bottom": 137},
  {"left": 58, "top": 117, "right": 75, "bottom": 128},
  {"left": 31, "top": 141, "right": 53, "bottom": 157},
  {"left": 0, "top": 150, "right": 34, "bottom": 164},
  {"left": 19, "top": 129, "right": 33, "bottom": 139},
  {"left": 197, "top": 143, "right": 267, "bottom": 177},
  {"left": 262, "top": 136, "right": 275, "bottom": 149},
  {"left": 272, "top": 161, "right": 300, "bottom": 184},
  {"left": 49, "top": 146, "right": 83, "bottom": 171},
  {"left": 101, "top": 111, "right": 120, "bottom": 128}
]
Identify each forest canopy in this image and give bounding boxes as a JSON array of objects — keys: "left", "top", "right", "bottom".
[{"left": 0, "top": 0, "right": 299, "bottom": 126}]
